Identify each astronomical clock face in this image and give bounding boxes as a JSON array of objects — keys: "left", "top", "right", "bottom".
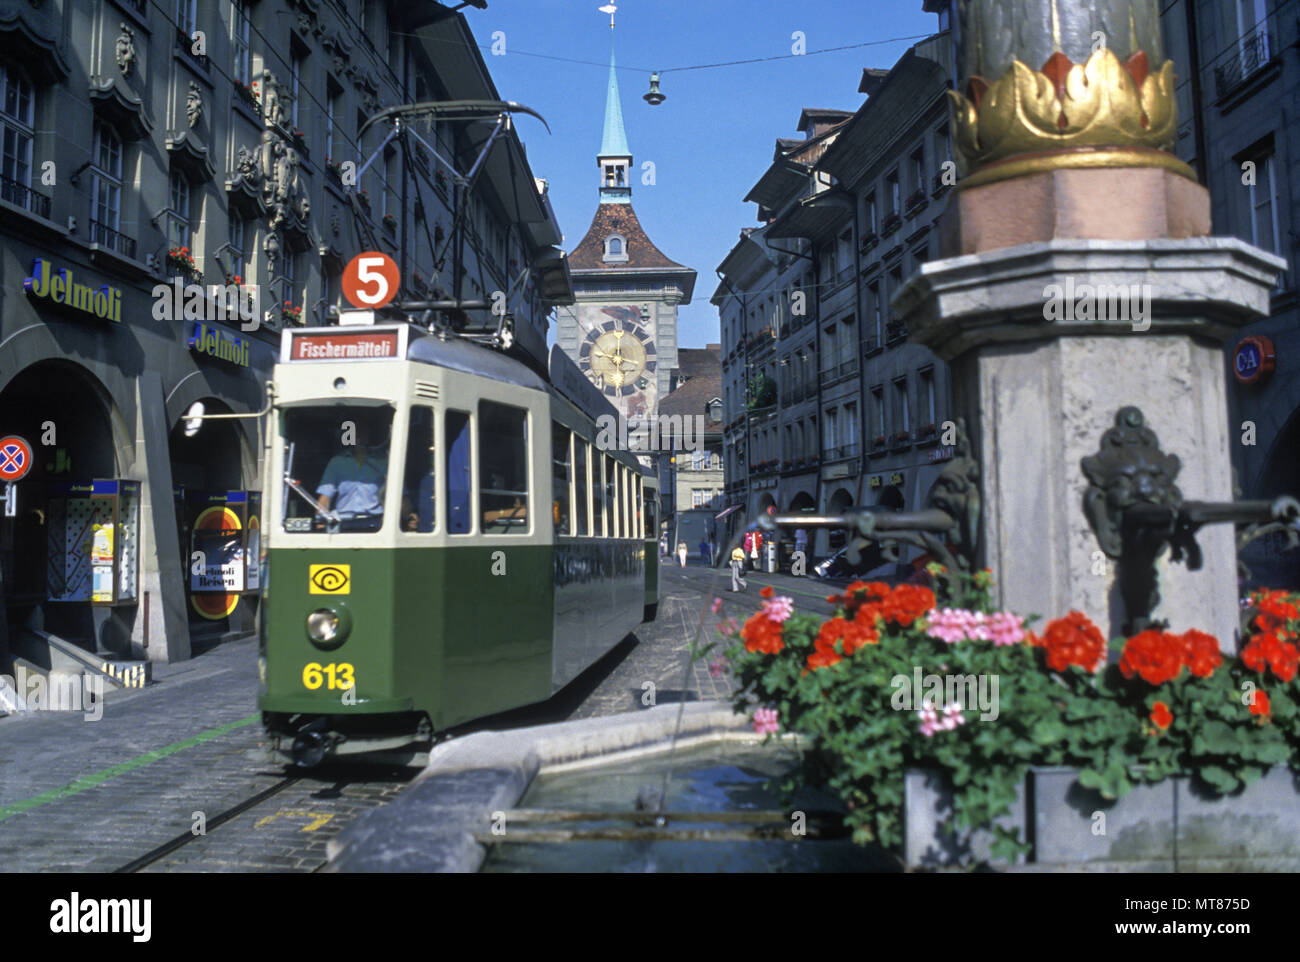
[{"left": 578, "top": 311, "right": 657, "bottom": 400}]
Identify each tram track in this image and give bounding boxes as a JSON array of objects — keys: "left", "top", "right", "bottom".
[{"left": 114, "top": 775, "right": 302, "bottom": 873}]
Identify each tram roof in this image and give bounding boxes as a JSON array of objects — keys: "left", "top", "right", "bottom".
[{"left": 407, "top": 331, "right": 549, "bottom": 393}]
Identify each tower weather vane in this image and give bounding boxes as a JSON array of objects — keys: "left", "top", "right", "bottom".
[{"left": 599, "top": 3, "right": 617, "bottom": 28}]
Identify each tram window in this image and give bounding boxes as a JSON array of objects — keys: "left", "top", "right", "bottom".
[
  {"left": 605, "top": 455, "right": 616, "bottom": 538},
  {"left": 620, "top": 466, "right": 629, "bottom": 539},
  {"left": 591, "top": 451, "right": 606, "bottom": 536},
  {"left": 402, "top": 406, "right": 436, "bottom": 533},
  {"left": 635, "top": 476, "right": 643, "bottom": 539},
  {"left": 283, "top": 404, "right": 394, "bottom": 534},
  {"left": 479, "top": 401, "right": 529, "bottom": 534},
  {"left": 552, "top": 422, "right": 571, "bottom": 536},
  {"left": 624, "top": 469, "right": 632, "bottom": 539},
  {"left": 644, "top": 487, "right": 657, "bottom": 537},
  {"left": 446, "top": 410, "right": 472, "bottom": 534},
  {"left": 574, "top": 438, "right": 590, "bottom": 536}
]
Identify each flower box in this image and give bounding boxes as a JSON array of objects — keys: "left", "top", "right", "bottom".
[
  {"left": 382, "top": 213, "right": 397, "bottom": 232},
  {"left": 165, "top": 246, "right": 200, "bottom": 281},
  {"left": 904, "top": 765, "right": 1300, "bottom": 870},
  {"left": 235, "top": 81, "right": 260, "bottom": 110}
]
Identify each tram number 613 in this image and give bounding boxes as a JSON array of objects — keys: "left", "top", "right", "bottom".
[{"left": 302, "top": 662, "right": 356, "bottom": 691}]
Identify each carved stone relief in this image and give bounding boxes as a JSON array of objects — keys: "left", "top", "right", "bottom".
[
  {"left": 186, "top": 81, "right": 202, "bottom": 128},
  {"left": 115, "top": 23, "right": 136, "bottom": 77}
]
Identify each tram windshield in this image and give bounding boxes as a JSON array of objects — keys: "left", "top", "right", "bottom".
[{"left": 282, "top": 404, "right": 395, "bottom": 533}]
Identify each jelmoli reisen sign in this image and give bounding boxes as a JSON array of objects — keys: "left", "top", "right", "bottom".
[{"left": 24, "top": 259, "right": 122, "bottom": 323}]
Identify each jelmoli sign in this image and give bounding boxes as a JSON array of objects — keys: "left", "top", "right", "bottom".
[
  {"left": 280, "top": 326, "right": 406, "bottom": 363},
  {"left": 188, "top": 322, "right": 251, "bottom": 368},
  {"left": 24, "top": 259, "right": 123, "bottom": 323}
]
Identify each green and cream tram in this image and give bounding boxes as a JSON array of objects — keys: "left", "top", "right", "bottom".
[{"left": 260, "top": 323, "right": 657, "bottom": 765}]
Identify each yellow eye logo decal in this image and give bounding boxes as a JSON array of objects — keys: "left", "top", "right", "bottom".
[{"left": 309, "top": 564, "right": 351, "bottom": 594}]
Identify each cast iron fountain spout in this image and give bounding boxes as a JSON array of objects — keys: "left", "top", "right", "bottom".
[
  {"left": 758, "top": 420, "right": 982, "bottom": 577},
  {"left": 1082, "top": 406, "right": 1300, "bottom": 634}
]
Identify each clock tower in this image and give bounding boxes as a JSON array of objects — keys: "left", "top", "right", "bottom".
[{"left": 555, "top": 26, "right": 696, "bottom": 442}]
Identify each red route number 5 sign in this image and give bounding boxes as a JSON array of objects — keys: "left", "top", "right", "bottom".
[{"left": 342, "top": 252, "right": 400, "bottom": 310}]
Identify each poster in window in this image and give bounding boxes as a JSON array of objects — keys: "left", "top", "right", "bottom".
[{"left": 191, "top": 505, "right": 246, "bottom": 592}]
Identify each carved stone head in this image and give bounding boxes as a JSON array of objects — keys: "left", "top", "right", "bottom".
[{"left": 1081, "top": 406, "right": 1182, "bottom": 557}]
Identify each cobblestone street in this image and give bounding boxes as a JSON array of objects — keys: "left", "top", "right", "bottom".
[{"left": 0, "top": 560, "right": 838, "bottom": 872}]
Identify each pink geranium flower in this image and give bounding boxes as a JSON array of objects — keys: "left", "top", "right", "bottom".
[
  {"left": 752, "top": 707, "right": 780, "bottom": 735},
  {"left": 760, "top": 595, "right": 795, "bottom": 624}
]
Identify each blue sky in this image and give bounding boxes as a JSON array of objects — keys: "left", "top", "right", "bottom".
[{"left": 459, "top": 1, "right": 941, "bottom": 348}]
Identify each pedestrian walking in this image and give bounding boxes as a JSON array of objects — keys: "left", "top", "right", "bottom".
[
  {"left": 794, "top": 527, "right": 808, "bottom": 558},
  {"left": 698, "top": 538, "right": 710, "bottom": 566},
  {"left": 677, "top": 541, "right": 688, "bottom": 567},
  {"left": 730, "top": 546, "right": 748, "bottom": 591}
]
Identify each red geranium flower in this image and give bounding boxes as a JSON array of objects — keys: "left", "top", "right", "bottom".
[
  {"left": 1150, "top": 701, "right": 1172, "bottom": 730},
  {"left": 807, "top": 647, "right": 842, "bottom": 670},
  {"left": 759, "top": 585, "right": 774, "bottom": 599},
  {"left": 741, "top": 610, "right": 784, "bottom": 655},
  {"left": 1241, "top": 631, "right": 1299, "bottom": 683},
  {"left": 1119, "top": 630, "right": 1185, "bottom": 686},
  {"left": 877, "top": 584, "right": 935, "bottom": 627},
  {"left": 1180, "top": 629, "right": 1222, "bottom": 678},
  {"left": 1250, "top": 689, "right": 1271, "bottom": 719},
  {"left": 1033, "top": 611, "right": 1107, "bottom": 673}
]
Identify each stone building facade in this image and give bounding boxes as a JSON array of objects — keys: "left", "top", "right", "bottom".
[
  {"left": 715, "top": 25, "right": 955, "bottom": 561},
  {"left": 655, "top": 346, "right": 723, "bottom": 523},
  {"left": 0, "top": 0, "right": 568, "bottom": 665},
  {"left": 1162, "top": 0, "right": 1299, "bottom": 585}
]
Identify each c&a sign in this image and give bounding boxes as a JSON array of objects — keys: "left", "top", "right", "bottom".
[{"left": 24, "top": 259, "right": 122, "bottom": 323}]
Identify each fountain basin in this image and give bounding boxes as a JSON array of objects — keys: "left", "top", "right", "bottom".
[{"left": 325, "top": 702, "right": 892, "bottom": 872}]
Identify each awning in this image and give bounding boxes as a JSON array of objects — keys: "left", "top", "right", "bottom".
[{"left": 715, "top": 504, "right": 743, "bottom": 521}]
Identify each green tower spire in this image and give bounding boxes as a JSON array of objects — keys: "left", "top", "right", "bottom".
[{"left": 599, "top": 45, "right": 631, "bottom": 158}]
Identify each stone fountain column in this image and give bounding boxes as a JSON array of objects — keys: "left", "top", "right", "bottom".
[{"left": 894, "top": 0, "right": 1286, "bottom": 648}]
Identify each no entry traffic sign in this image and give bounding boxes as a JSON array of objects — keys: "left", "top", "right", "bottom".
[{"left": 0, "top": 436, "right": 33, "bottom": 481}]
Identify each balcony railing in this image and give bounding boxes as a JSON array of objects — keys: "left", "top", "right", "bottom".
[
  {"left": 88, "top": 219, "right": 137, "bottom": 259},
  {"left": 905, "top": 188, "right": 928, "bottom": 213},
  {"left": 838, "top": 357, "right": 859, "bottom": 379},
  {"left": 1, "top": 175, "right": 52, "bottom": 219},
  {"left": 862, "top": 333, "right": 882, "bottom": 355},
  {"left": 881, "top": 211, "right": 902, "bottom": 236},
  {"left": 886, "top": 320, "right": 908, "bottom": 344},
  {"left": 1215, "top": 28, "right": 1274, "bottom": 98},
  {"left": 932, "top": 169, "right": 952, "bottom": 197}
]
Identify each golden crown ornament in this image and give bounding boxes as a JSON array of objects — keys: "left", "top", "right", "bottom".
[{"left": 948, "top": 46, "right": 1195, "bottom": 189}]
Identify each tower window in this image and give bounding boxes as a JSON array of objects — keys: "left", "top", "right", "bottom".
[{"left": 603, "top": 233, "right": 628, "bottom": 263}]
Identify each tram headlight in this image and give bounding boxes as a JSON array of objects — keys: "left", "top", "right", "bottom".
[
  {"left": 305, "top": 605, "right": 351, "bottom": 648},
  {"left": 307, "top": 609, "right": 339, "bottom": 641}
]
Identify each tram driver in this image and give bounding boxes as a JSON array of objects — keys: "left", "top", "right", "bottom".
[{"left": 316, "top": 419, "right": 390, "bottom": 523}]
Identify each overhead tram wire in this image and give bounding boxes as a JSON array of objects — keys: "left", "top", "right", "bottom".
[{"left": 384, "top": 28, "right": 937, "bottom": 77}]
